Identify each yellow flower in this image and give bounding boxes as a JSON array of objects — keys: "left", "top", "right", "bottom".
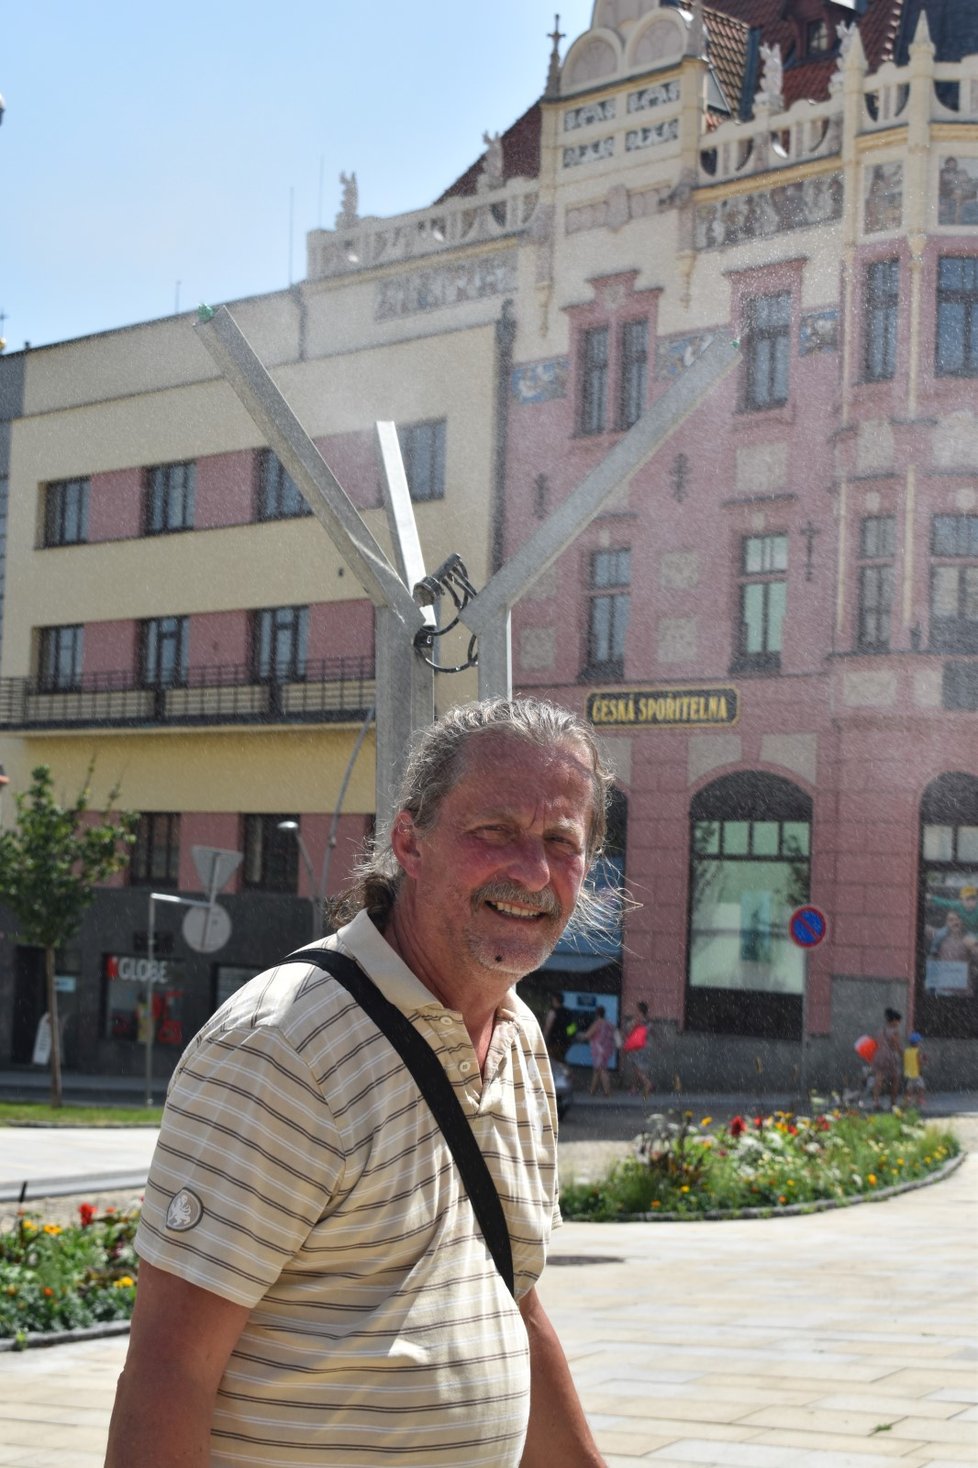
[
  {"left": 113, "top": 1276, "right": 135, "bottom": 1289},
  {"left": 867, "top": 1173, "right": 877, "bottom": 1186},
  {"left": 680, "top": 1184, "right": 690, "bottom": 1193},
  {"left": 897, "top": 1158, "right": 905, "bottom": 1166},
  {"left": 651, "top": 1200, "right": 661, "bottom": 1209},
  {"left": 21, "top": 1219, "right": 37, "bottom": 1232},
  {"left": 43, "top": 1223, "right": 62, "bottom": 1236},
  {"left": 700, "top": 1116, "right": 712, "bottom": 1127},
  {"left": 787, "top": 1180, "right": 795, "bottom": 1188}
]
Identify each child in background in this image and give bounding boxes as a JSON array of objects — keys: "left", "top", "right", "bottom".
[{"left": 903, "top": 1031, "right": 927, "bottom": 1107}]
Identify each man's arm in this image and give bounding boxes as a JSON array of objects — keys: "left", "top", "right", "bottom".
[
  {"left": 518, "top": 1285, "right": 606, "bottom": 1468},
  {"left": 104, "top": 1259, "right": 251, "bottom": 1467}
]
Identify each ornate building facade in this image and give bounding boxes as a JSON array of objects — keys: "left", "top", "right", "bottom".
[{"left": 2, "top": 0, "right": 977, "bottom": 1088}]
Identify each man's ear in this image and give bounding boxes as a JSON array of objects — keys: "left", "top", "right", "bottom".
[{"left": 390, "top": 811, "right": 422, "bottom": 878}]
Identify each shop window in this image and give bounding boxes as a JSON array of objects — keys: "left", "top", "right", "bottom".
[
  {"left": 141, "top": 616, "right": 189, "bottom": 687},
  {"left": 744, "top": 293, "right": 790, "bottom": 410},
  {"left": 936, "top": 257, "right": 978, "bottom": 377},
  {"left": 38, "top": 624, "right": 83, "bottom": 691},
  {"left": 43, "top": 477, "right": 89, "bottom": 546},
  {"left": 917, "top": 773, "right": 978, "bottom": 1039},
  {"left": 103, "top": 953, "right": 184, "bottom": 1048},
  {"left": 130, "top": 812, "right": 181, "bottom": 888},
  {"left": 252, "top": 605, "right": 309, "bottom": 682},
  {"left": 864, "top": 260, "right": 899, "bottom": 382},
  {"left": 734, "top": 534, "right": 787, "bottom": 672},
  {"left": 857, "top": 515, "right": 895, "bottom": 650},
  {"left": 242, "top": 813, "right": 299, "bottom": 892},
  {"left": 257, "top": 450, "right": 311, "bottom": 521},
  {"left": 397, "top": 420, "right": 446, "bottom": 502},
  {"left": 930, "top": 514, "right": 978, "bottom": 653},
  {"left": 584, "top": 548, "right": 630, "bottom": 680},
  {"left": 144, "top": 461, "right": 196, "bottom": 534},
  {"left": 687, "top": 772, "right": 811, "bottom": 1038},
  {"left": 579, "top": 326, "right": 609, "bottom": 435},
  {"left": 618, "top": 320, "right": 648, "bottom": 430}
]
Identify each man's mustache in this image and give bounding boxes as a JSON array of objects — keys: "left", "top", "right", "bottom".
[{"left": 474, "top": 880, "right": 562, "bottom": 920}]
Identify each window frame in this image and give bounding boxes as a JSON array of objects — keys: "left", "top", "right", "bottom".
[
  {"left": 43, "top": 477, "right": 90, "bottom": 547},
  {"left": 743, "top": 293, "right": 791, "bottom": 411},
  {"left": 584, "top": 547, "right": 631, "bottom": 681},
  {"left": 242, "top": 813, "right": 299, "bottom": 893},
  {"left": 733, "top": 534, "right": 787, "bottom": 673},
  {"left": 252, "top": 605, "right": 309, "bottom": 683},
  {"left": 618, "top": 319, "right": 649, "bottom": 431},
  {"left": 935, "top": 256, "right": 978, "bottom": 378},
  {"left": 144, "top": 461, "right": 196, "bottom": 536},
  {"left": 579, "top": 326, "right": 610, "bottom": 436},
  {"left": 257, "top": 449, "right": 311, "bottom": 522},
  {"left": 864, "top": 259, "right": 899, "bottom": 382},
  {"left": 140, "top": 616, "right": 189, "bottom": 688},
  {"left": 929, "top": 514, "right": 978, "bottom": 653},
  {"left": 38, "top": 624, "right": 83, "bottom": 692},
  {"left": 129, "top": 812, "right": 181, "bottom": 888},
  {"left": 856, "top": 514, "right": 896, "bottom": 651},
  {"left": 397, "top": 420, "right": 446, "bottom": 503}
]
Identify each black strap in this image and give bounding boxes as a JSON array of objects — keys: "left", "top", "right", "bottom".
[{"left": 287, "top": 946, "right": 515, "bottom": 1298}]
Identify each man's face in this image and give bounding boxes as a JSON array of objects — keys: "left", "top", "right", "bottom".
[
  {"left": 947, "top": 911, "right": 964, "bottom": 935},
  {"left": 962, "top": 892, "right": 977, "bottom": 913},
  {"left": 393, "top": 733, "right": 593, "bottom": 991}
]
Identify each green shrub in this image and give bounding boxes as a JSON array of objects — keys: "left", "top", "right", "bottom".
[
  {"left": 560, "top": 1109, "right": 960, "bottom": 1220},
  {"left": 1, "top": 1203, "right": 140, "bottom": 1340}
]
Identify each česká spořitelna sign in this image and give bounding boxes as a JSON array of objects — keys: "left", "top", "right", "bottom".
[{"left": 587, "top": 687, "right": 739, "bottom": 729}]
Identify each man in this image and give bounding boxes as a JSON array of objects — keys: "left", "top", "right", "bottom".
[{"left": 105, "top": 698, "right": 610, "bottom": 1467}]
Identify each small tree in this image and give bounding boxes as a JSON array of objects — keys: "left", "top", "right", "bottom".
[{"left": 0, "top": 765, "right": 136, "bottom": 1107}]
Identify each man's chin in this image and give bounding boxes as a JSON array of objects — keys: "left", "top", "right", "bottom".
[{"left": 468, "top": 931, "right": 560, "bottom": 980}]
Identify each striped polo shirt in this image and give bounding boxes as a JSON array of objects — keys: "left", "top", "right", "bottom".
[{"left": 136, "top": 909, "right": 561, "bottom": 1466}]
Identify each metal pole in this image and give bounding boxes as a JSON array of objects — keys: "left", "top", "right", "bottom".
[
  {"left": 321, "top": 705, "right": 376, "bottom": 904},
  {"left": 277, "top": 822, "right": 318, "bottom": 940},
  {"left": 145, "top": 894, "right": 156, "bottom": 1108}
]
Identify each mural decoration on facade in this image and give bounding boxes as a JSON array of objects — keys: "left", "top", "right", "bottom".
[
  {"left": 564, "top": 99, "right": 616, "bottom": 131},
  {"left": 864, "top": 162, "right": 903, "bottom": 234},
  {"left": 656, "top": 330, "right": 717, "bottom": 380},
  {"left": 923, "top": 875, "right": 978, "bottom": 995},
  {"left": 938, "top": 156, "right": 978, "bottom": 226},
  {"left": 695, "top": 172, "right": 843, "bottom": 250},
  {"left": 511, "top": 358, "right": 569, "bottom": 404},
  {"left": 628, "top": 79, "right": 680, "bottom": 114},
  {"left": 375, "top": 250, "right": 518, "bottom": 320},
  {"left": 563, "top": 136, "right": 616, "bottom": 169},
  {"left": 799, "top": 308, "right": 840, "bottom": 355},
  {"left": 625, "top": 117, "right": 679, "bottom": 152}
]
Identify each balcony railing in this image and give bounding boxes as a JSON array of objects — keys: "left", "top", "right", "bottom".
[{"left": 0, "top": 656, "right": 375, "bottom": 731}]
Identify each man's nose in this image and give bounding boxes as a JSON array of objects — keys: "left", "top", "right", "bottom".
[{"left": 501, "top": 836, "right": 552, "bottom": 890}]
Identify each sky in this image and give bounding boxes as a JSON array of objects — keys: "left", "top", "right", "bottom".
[{"left": 0, "top": 2, "right": 597, "bottom": 353}]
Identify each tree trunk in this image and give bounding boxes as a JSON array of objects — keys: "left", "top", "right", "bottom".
[{"left": 45, "top": 945, "right": 63, "bottom": 1109}]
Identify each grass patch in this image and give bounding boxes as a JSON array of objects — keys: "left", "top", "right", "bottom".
[
  {"left": 1, "top": 1203, "right": 139, "bottom": 1344},
  {"left": 0, "top": 1101, "right": 163, "bottom": 1128},
  {"left": 561, "top": 1108, "right": 961, "bottom": 1220}
]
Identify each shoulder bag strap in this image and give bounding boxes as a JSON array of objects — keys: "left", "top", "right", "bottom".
[{"left": 286, "top": 945, "right": 515, "bottom": 1298}]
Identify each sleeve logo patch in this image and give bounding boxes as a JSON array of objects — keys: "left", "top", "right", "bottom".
[{"left": 165, "top": 1187, "right": 204, "bottom": 1232}]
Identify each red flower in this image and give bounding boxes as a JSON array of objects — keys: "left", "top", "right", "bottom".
[
  {"left": 729, "top": 1115, "right": 747, "bottom": 1138},
  {"left": 78, "top": 1202, "right": 97, "bottom": 1228}
]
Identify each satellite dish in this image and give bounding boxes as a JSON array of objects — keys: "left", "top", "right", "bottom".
[{"left": 182, "top": 902, "right": 232, "bottom": 954}]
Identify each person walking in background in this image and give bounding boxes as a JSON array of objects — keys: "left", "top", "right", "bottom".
[
  {"left": 903, "top": 1030, "right": 927, "bottom": 1107},
  {"left": 871, "top": 1006, "right": 903, "bottom": 1109},
  {"left": 543, "top": 990, "right": 578, "bottom": 1064},
  {"left": 581, "top": 1005, "right": 615, "bottom": 1097},
  {"left": 621, "top": 1000, "right": 653, "bottom": 1098}
]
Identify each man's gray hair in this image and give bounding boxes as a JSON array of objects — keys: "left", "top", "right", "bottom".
[{"left": 331, "top": 697, "right": 615, "bottom": 931}]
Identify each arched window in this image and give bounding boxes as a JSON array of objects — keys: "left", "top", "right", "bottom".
[
  {"left": 917, "top": 772, "right": 978, "bottom": 1038},
  {"left": 687, "top": 772, "right": 811, "bottom": 1038}
]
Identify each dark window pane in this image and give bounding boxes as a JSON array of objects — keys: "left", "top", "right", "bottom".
[
  {"left": 619, "top": 319, "right": 648, "bottom": 430},
  {"left": 397, "top": 421, "right": 446, "bottom": 502},
  {"left": 580, "top": 327, "right": 609, "bottom": 435}
]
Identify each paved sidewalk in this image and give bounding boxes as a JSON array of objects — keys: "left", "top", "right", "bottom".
[{"left": 0, "top": 1128, "right": 975, "bottom": 1466}]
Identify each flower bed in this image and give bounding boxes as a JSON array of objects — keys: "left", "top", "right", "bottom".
[
  {"left": 560, "top": 1108, "right": 962, "bottom": 1221},
  {"left": 1, "top": 1202, "right": 140, "bottom": 1346}
]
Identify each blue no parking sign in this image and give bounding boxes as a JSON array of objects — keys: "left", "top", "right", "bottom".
[{"left": 789, "top": 905, "right": 828, "bottom": 948}]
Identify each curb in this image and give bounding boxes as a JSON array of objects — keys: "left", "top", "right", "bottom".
[
  {"left": 0, "top": 1318, "right": 131, "bottom": 1354},
  {"left": 613, "top": 1148, "right": 966, "bottom": 1222}
]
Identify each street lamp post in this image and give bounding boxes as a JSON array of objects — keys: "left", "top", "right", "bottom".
[{"left": 277, "top": 822, "right": 319, "bottom": 941}]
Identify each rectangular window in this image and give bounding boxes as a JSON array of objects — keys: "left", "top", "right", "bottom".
[
  {"left": 253, "top": 606, "right": 309, "bottom": 681},
  {"left": 579, "top": 326, "right": 609, "bottom": 435},
  {"left": 857, "top": 514, "right": 895, "bottom": 650},
  {"left": 585, "top": 548, "right": 630, "bottom": 679},
  {"left": 38, "top": 624, "right": 83, "bottom": 691},
  {"left": 864, "top": 260, "right": 899, "bottom": 381},
  {"left": 744, "top": 293, "right": 791, "bottom": 410},
  {"left": 144, "top": 461, "right": 196, "bottom": 534},
  {"left": 397, "top": 420, "right": 446, "bottom": 502},
  {"left": 257, "top": 450, "right": 311, "bottom": 521},
  {"left": 735, "top": 534, "right": 787, "bottom": 671},
  {"left": 43, "top": 477, "right": 90, "bottom": 546},
  {"left": 930, "top": 514, "right": 978, "bottom": 652},
  {"left": 130, "top": 812, "right": 181, "bottom": 887},
  {"left": 141, "top": 616, "right": 189, "bottom": 687},
  {"left": 618, "top": 320, "right": 648, "bottom": 430},
  {"left": 936, "top": 257, "right": 978, "bottom": 377},
  {"left": 242, "top": 814, "right": 298, "bottom": 892}
]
